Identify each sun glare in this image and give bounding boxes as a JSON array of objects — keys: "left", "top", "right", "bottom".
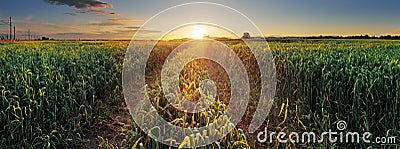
[{"left": 191, "top": 28, "right": 207, "bottom": 39}]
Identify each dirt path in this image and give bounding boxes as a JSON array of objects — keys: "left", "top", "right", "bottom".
[
  {"left": 86, "top": 59, "right": 263, "bottom": 148},
  {"left": 85, "top": 106, "right": 132, "bottom": 148}
]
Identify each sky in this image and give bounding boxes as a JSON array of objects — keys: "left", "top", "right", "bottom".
[{"left": 0, "top": 0, "right": 400, "bottom": 39}]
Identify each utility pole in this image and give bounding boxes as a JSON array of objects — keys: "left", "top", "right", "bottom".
[
  {"left": 9, "top": 16, "right": 12, "bottom": 41},
  {"left": 28, "top": 29, "right": 30, "bottom": 40},
  {"left": 13, "top": 26, "right": 15, "bottom": 40}
]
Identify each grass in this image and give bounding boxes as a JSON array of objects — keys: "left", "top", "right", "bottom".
[
  {"left": 0, "top": 41, "right": 125, "bottom": 148},
  {"left": 0, "top": 39, "right": 399, "bottom": 148}
]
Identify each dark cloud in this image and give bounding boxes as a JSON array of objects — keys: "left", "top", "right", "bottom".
[
  {"left": 44, "top": 0, "right": 112, "bottom": 9},
  {"left": 44, "top": 0, "right": 116, "bottom": 15},
  {"left": 64, "top": 12, "right": 78, "bottom": 16},
  {"left": 108, "top": 12, "right": 120, "bottom": 16},
  {"left": 74, "top": 8, "right": 119, "bottom": 16}
]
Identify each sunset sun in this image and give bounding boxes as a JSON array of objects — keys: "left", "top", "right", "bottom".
[{"left": 191, "top": 28, "right": 207, "bottom": 39}]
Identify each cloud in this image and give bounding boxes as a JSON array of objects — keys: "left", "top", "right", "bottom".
[
  {"left": 109, "top": 12, "right": 120, "bottom": 16},
  {"left": 48, "top": 26, "right": 161, "bottom": 39},
  {"left": 40, "top": 23, "right": 160, "bottom": 39},
  {"left": 64, "top": 12, "right": 78, "bottom": 16},
  {"left": 108, "top": 18, "right": 143, "bottom": 22},
  {"left": 118, "top": 27, "right": 161, "bottom": 34},
  {"left": 43, "top": 0, "right": 116, "bottom": 16},
  {"left": 53, "top": 32, "right": 84, "bottom": 36},
  {"left": 87, "top": 18, "right": 142, "bottom": 26},
  {"left": 88, "top": 21, "right": 122, "bottom": 26},
  {"left": 44, "top": 0, "right": 112, "bottom": 9},
  {"left": 0, "top": 17, "right": 84, "bottom": 35},
  {"left": 73, "top": 8, "right": 120, "bottom": 16},
  {"left": 0, "top": 16, "right": 158, "bottom": 40},
  {"left": 124, "top": 26, "right": 141, "bottom": 30},
  {"left": 50, "top": 30, "right": 128, "bottom": 39}
]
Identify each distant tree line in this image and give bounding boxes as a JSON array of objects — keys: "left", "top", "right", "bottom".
[
  {"left": 281, "top": 35, "right": 400, "bottom": 40},
  {"left": 0, "top": 34, "right": 52, "bottom": 41},
  {"left": 244, "top": 32, "right": 400, "bottom": 41}
]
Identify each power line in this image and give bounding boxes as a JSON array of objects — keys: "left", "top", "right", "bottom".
[
  {"left": 0, "top": 16, "right": 10, "bottom": 25},
  {"left": 0, "top": 16, "right": 13, "bottom": 40}
]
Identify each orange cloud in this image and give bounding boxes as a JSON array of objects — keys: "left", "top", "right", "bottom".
[{"left": 87, "top": 18, "right": 142, "bottom": 26}]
